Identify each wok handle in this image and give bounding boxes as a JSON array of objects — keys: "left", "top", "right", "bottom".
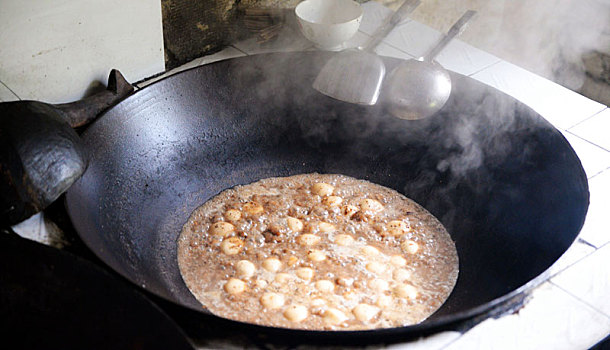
[{"left": 54, "top": 69, "right": 134, "bottom": 128}]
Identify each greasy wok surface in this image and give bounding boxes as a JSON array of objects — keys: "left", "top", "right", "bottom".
[{"left": 65, "top": 52, "right": 588, "bottom": 340}]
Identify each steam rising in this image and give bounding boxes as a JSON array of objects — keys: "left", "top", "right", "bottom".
[
  {"left": 221, "top": 45, "right": 572, "bottom": 234},
  {"left": 397, "top": 0, "right": 610, "bottom": 90},
  {"left": 225, "top": 0, "right": 609, "bottom": 198},
  {"left": 227, "top": 51, "right": 549, "bottom": 179}
]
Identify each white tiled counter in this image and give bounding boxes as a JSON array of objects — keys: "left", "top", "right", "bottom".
[{"left": 3, "top": 1, "right": 609, "bottom": 349}]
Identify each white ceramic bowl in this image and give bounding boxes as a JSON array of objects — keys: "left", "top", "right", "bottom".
[{"left": 295, "top": 0, "right": 363, "bottom": 51}]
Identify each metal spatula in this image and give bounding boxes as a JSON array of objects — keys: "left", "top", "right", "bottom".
[{"left": 312, "top": 0, "right": 421, "bottom": 105}]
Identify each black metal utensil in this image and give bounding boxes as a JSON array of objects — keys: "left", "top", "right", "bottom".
[
  {"left": 0, "top": 233, "right": 194, "bottom": 349},
  {"left": 0, "top": 70, "right": 133, "bottom": 226}
]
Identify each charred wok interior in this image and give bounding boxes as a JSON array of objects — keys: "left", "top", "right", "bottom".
[{"left": 65, "top": 52, "right": 588, "bottom": 339}]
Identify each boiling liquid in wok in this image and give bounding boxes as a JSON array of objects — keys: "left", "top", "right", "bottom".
[{"left": 177, "top": 174, "right": 458, "bottom": 330}]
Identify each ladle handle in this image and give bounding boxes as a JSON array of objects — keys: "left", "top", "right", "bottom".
[
  {"left": 423, "top": 10, "right": 477, "bottom": 61},
  {"left": 363, "top": 0, "right": 421, "bottom": 52}
]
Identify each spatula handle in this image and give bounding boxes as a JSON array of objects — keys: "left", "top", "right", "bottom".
[
  {"left": 423, "top": 10, "right": 477, "bottom": 61},
  {"left": 363, "top": 0, "right": 421, "bottom": 52}
]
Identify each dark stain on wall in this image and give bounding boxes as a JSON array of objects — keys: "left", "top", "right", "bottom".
[{"left": 161, "top": 0, "right": 243, "bottom": 69}]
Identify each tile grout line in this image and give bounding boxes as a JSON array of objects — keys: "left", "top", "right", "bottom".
[
  {"left": 467, "top": 59, "right": 502, "bottom": 77},
  {"left": 380, "top": 33, "right": 420, "bottom": 58},
  {"left": 566, "top": 106, "right": 609, "bottom": 131},
  {"left": 549, "top": 279, "right": 610, "bottom": 320},
  {"left": 230, "top": 45, "right": 249, "bottom": 56},
  {"left": 545, "top": 239, "right": 598, "bottom": 280},
  {"left": 550, "top": 242, "right": 610, "bottom": 317},
  {"left": 585, "top": 167, "right": 610, "bottom": 181},
  {"left": 359, "top": 18, "right": 414, "bottom": 38},
  {"left": 0, "top": 80, "right": 21, "bottom": 100},
  {"left": 439, "top": 332, "right": 465, "bottom": 350},
  {"left": 380, "top": 39, "right": 417, "bottom": 58},
  {"left": 377, "top": 39, "right": 504, "bottom": 77},
  {"left": 588, "top": 166, "right": 610, "bottom": 181},
  {"left": 356, "top": 26, "right": 414, "bottom": 58},
  {"left": 577, "top": 237, "right": 600, "bottom": 250},
  {"left": 585, "top": 164, "right": 610, "bottom": 180},
  {"left": 564, "top": 129, "right": 610, "bottom": 153}
]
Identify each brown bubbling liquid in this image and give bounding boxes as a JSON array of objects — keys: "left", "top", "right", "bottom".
[{"left": 177, "top": 174, "right": 458, "bottom": 330}]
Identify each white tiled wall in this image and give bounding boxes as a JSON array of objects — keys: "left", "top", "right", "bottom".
[{"left": 0, "top": 0, "right": 165, "bottom": 103}]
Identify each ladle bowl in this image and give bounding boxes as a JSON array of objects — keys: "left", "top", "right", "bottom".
[
  {"left": 385, "top": 59, "right": 452, "bottom": 120},
  {"left": 385, "top": 10, "right": 476, "bottom": 120}
]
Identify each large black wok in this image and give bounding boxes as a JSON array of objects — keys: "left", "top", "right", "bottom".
[{"left": 65, "top": 52, "right": 588, "bottom": 342}]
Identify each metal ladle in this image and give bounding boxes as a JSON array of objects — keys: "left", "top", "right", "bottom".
[{"left": 385, "top": 10, "right": 477, "bottom": 120}]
